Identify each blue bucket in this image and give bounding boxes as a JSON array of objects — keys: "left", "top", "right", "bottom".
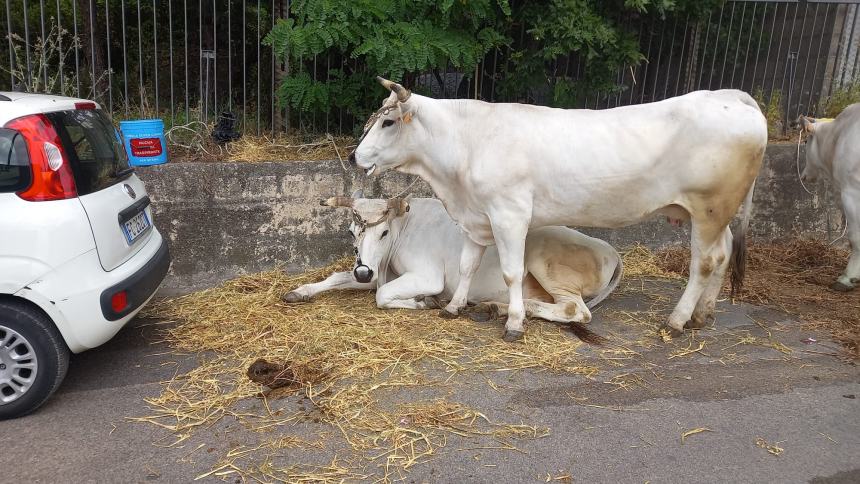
[{"left": 120, "top": 119, "right": 168, "bottom": 166}]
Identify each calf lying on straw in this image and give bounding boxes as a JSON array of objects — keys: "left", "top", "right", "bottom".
[{"left": 283, "top": 194, "right": 623, "bottom": 343}]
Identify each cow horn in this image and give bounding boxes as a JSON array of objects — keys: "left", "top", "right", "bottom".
[
  {"left": 376, "top": 76, "right": 411, "bottom": 103},
  {"left": 387, "top": 198, "right": 410, "bottom": 216},
  {"left": 320, "top": 196, "right": 354, "bottom": 208}
]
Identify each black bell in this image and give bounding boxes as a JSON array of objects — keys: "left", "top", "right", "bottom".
[{"left": 353, "top": 264, "right": 373, "bottom": 283}]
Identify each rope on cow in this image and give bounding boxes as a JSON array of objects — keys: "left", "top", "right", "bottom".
[
  {"left": 327, "top": 133, "right": 350, "bottom": 172},
  {"left": 377, "top": 207, "right": 411, "bottom": 287},
  {"left": 830, "top": 213, "right": 848, "bottom": 246},
  {"left": 392, "top": 177, "right": 421, "bottom": 199},
  {"left": 795, "top": 126, "right": 849, "bottom": 246},
  {"left": 796, "top": 127, "right": 814, "bottom": 196}
]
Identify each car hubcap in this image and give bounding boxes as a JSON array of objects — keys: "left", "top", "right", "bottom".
[{"left": 0, "top": 325, "right": 38, "bottom": 405}]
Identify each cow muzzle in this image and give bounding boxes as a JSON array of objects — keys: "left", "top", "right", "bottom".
[
  {"left": 349, "top": 152, "right": 377, "bottom": 175},
  {"left": 353, "top": 263, "right": 374, "bottom": 283}
]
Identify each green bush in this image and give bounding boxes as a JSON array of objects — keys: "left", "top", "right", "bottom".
[
  {"left": 265, "top": 0, "right": 723, "bottom": 131},
  {"left": 753, "top": 87, "right": 784, "bottom": 139},
  {"left": 821, "top": 83, "right": 860, "bottom": 118},
  {"left": 265, "top": 0, "right": 508, "bottom": 124}
]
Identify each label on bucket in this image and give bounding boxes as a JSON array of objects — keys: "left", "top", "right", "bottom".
[{"left": 130, "top": 138, "right": 163, "bottom": 157}]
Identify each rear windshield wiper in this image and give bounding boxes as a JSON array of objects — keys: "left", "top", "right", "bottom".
[{"left": 114, "top": 166, "right": 135, "bottom": 178}]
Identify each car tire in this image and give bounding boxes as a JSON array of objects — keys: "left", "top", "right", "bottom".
[{"left": 0, "top": 300, "right": 69, "bottom": 420}]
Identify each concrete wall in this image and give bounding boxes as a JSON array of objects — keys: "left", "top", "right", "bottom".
[{"left": 137, "top": 144, "right": 843, "bottom": 295}]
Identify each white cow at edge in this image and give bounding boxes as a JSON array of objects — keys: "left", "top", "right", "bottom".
[
  {"left": 351, "top": 78, "right": 767, "bottom": 341},
  {"left": 284, "top": 196, "right": 622, "bottom": 333},
  {"left": 800, "top": 104, "right": 860, "bottom": 291}
]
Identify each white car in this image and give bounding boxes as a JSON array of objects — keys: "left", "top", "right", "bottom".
[{"left": 0, "top": 92, "right": 170, "bottom": 419}]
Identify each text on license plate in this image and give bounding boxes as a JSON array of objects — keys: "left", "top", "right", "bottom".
[{"left": 122, "top": 210, "right": 151, "bottom": 244}]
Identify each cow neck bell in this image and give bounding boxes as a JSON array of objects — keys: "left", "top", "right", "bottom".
[{"left": 353, "top": 259, "right": 374, "bottom": 283}]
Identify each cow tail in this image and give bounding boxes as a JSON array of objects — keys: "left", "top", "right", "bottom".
[
  {"left": 586, "top": 251, "right": 623, "bottom": 310},
  {"left": 730, "top": 179, "right": 756, "bottom": 299},
  {"left": 568, "top": 322, "right": 608, "bottom": 346},
  {"left": 565, "top": 251, "right": 623, "bottom": 347}
]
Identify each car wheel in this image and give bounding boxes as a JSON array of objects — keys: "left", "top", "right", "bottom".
[{"left": 0, "top": 300, "right": 69, "bottom": 420}]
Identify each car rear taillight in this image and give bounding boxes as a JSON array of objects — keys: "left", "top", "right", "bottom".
[
  {"left": 5, "top": 114, "right": 77, "bottom": 201},
  {"left": 74, "top": 102, "right": 97, "bottom": 110},
  {"left": 111, "top": 291, "right": 128, "bottom": 313}
]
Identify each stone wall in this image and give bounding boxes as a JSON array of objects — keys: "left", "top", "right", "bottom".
[{"left": 137, "top": 144, "right": 843, "bottom": 294}]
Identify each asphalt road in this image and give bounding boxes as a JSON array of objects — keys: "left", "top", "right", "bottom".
[{"left": 2, "top": 282, "right": 859, "bottom": 483}]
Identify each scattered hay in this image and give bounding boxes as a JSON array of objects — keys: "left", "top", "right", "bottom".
[
  {"left": 169, "top": 134, "right": 355, "bottom": 164},
  {"left": 589, "top": 244, "right": 685, "bottom": 351},
  {"left": 596, "top": 279, "right": 677, "bottom": 357},
  {"left": 668, "top": 341, "right": 706, "bottom": 359},
  {"left": 373, "top": 400, "right": 548, "bottom": 477},
  {"left": 197, "top": 454, "right": 367, "bottom": 483},
  {"left": 604, "top": 372, "right": 648, "bottom": 392},
  {"left": 622, "top": 244, "right": 685, "bottom": 280},
  {"left": 224, "top": 135, "right": 354, "bottom": 163},
  {"left": 681, "top": 427, "right": 713, "bottom": 443},
  {"left": 544, "top": 471, "right": 573, "bottom": 482},
  {"left": 603, "top": 239, "right": 857, "bottom": 360},
  {"left": 135, "top": 239, "right": 846, "bottom": 479},
  {"left": 659, "top": 328, "right": 674, "bottom": 343},
  {"left": 136, "top": 258, "right": 586, "bottom": 479},
  {"left": 653, "top": 239, "right": 860, "bottom": 359},
  {"left": 722, "top": 333, "right": 793, "bottom": 355},
  {"left": 755, "top": 437, "right": 785, "bottom": 456}
]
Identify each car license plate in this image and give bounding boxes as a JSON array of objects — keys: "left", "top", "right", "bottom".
[{"left": 122, "top": 209, "right": 151, "bottom": 244}]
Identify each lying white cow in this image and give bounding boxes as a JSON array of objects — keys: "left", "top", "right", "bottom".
[
  {"left": 283, "top": 195, "right": 622, "bottom": 333},
  {"left": 351, "top": 78, "right": 767, "bottom": 341},
  {"left": 800, "top": 104, "right": 860, "bottom": 291}
]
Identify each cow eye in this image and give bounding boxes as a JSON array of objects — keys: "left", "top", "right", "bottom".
[
  {"left": 382, "top": 119, "right": 395, "bottom": 128},
  {"left": 381, "top": 230, "right": 389, "bottom": 239}
]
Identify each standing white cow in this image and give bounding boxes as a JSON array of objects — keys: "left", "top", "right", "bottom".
[
  {"left": 350, "top": 78, "right": 767, "bottom": 341},
  {"left": 799, "top": 104, "right": 860, "bottom": 291},
  {"left": 283, "top": 195, "right": 622, "bottom": 333}
]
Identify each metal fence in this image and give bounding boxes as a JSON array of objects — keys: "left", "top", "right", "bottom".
[
  {"left": 3, "top": 0, "right": 860, "bottom": 136},
  {"left": 591, "top": 0, "right": 860, "bottom": 132},
  {"left": 3, "top": 0, "right": 280, "bottom": 133}
]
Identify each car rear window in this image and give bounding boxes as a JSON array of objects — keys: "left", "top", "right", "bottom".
[
  {"left": 0, "top": 127, "right": 31, "bottom": 193},
  {"left": 47, "top": 109, "right": 132, "bottom": 196}
]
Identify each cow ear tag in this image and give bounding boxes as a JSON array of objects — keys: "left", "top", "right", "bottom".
[{"left": 402, "top": 112, "right": 413, "bottom": 124}]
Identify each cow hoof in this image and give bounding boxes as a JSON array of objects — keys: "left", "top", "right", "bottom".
[
  {"left": 502, "top": 329, "right": 524, "bottom": 343},
  {"left": 468, "top": 310, "right": 492, "bottom": 323},
  {"left": 282, "top": 291, "right": 310, "bottom": 304},
  {"left": 418, "top": 295, "right": 444, "bottom": 309},
  {"left": 467, "top": 303, "right": 499, "bottom": 323},
  {"left": 830, "top": 281, "right": 855, "bottom": 292},
  {"left": 659, "top": 323, "right": 684, "bottom": 340},
  {"left": 685, "top": 315, "right": 713, "bottom": 330},
  {"left": 438, "top": 309, "right": 459, "bottom": 319}
]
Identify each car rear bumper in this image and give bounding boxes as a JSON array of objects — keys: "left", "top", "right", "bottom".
[
  {"left": 100, "top": 239, "right": 170, "bottom": 321},
  {"left": 14, "top": 230, "right": 171, "bottom": 353}
]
